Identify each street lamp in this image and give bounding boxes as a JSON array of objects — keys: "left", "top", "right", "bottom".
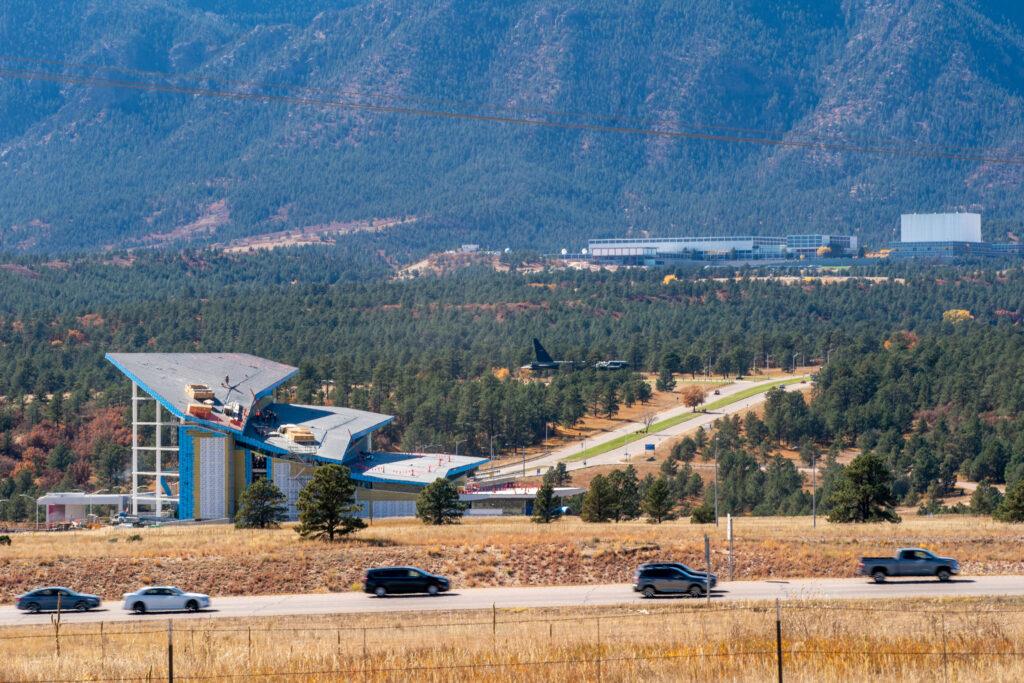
[
  {"left": 811, "top": 452, "right": 818, "bottom": 529},
  {"left": 453, "top": 439, "right": 466, "bottom": 457},
  {"left": 489, "top": 434, "right": 504, "bottom": 461},
  {"left": 714, "top": 442, "right": 719, "bottom": 527}
]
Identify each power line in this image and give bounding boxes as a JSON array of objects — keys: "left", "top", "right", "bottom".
[
  {"left": 0, "top": 53, "right": 1009, "bottom": 157},
  {"left": 1, "top": 65, "right": 1023, "bottom": 165}
]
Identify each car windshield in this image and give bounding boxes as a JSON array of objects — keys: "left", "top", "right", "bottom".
[{"left": 168, "top": 588, "right": 183, "bottom": 595}]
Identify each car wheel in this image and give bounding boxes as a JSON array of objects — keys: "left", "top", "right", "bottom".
[
  {"left": 186, "top": 600, "right": 199, "bottom": 612},
  {"left": 688, "top": 584, "right": 704, "bottom": 598},
  {"left": 427, "top": 584, "right": 439, "bottom": 596},
  {"left": 74, "top": 601, "right": 89, "bottom": 612},
  {"left": 872, "top": 571, "right": 887, "bottom": 584},
  {"left": 374, "top": 586, "right": 387, "bottom": 598},
  {"left": 133, "top": 601, "right": 147, "bottom": 614},
  {"left": 937, "top": 569, "right": 951, "bottom": 582},
  {"left": 26, "top": 602, "right": 40, "bottom": 614},
  {"left": 642, "top": 586, "right": 656, "bottom": 599}
]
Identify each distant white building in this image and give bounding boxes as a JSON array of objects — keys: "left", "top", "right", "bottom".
[{"left": 900, "top": 213, "right": 981, "bottom": 243}]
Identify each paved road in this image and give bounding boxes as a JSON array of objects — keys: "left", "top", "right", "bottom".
[
  {"left": 478, "top": 375, "right": 806, "bottom": 481},
  {"left": 3, "top": 576, "right": 1022, "bottom": 627}
]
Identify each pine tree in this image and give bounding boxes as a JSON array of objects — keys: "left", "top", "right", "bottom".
[
  {"left": 970, "top": 479, "right": 1003, "bottom": 515},
  {"left": 826, "top": 452, "right": 901, "bottom": 523},
  {"left": 600, "top": 383, "right": 619, "bottom": 418},
  {"left": 581, "top": 475, "right": 615, "bottom": 522},
  {"left": 545, "top": 462, "right": 571, "bottom": 486},
  {"left": 995, "top": 479, "right": 1024, "bottom": 522},
  {"left": 642, "top": 476, "right": 674, "bottom": 523},
  {"left": 655, "top": 367, "right": 676, "bottom": 393},
  {"left": 532, "top": 480, "right": 556, "bottom": 523},
  {"left": 235, "top": 478, "right": 287, "bottom": 529},
  {"left": 607, "top": 466, "right": 641, "bottom": 521},
  {"left": 296, "top": 465, "right": 366, "bottom": 541},
  {"left": 416, "top": 478, "right": 467, "bottom": 525}
]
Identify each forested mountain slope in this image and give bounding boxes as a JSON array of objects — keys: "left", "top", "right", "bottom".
[{"left": 1, "top": 0, "right": 1023, "bottom": 252}]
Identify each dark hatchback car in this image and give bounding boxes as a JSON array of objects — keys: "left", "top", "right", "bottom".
[
  {"left": 364, "top": 567, "right": 450, "bottom": 597},
  {"left": 17, "top": 587, "right": 101, "bottom": 613}
]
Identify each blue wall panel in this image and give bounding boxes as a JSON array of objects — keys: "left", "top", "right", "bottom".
[{"left": 177, "top": 427, "right": 194, "bottom": 520}]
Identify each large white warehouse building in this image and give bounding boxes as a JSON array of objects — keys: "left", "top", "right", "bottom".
[{"left": 900, "top": 213, "right": 981, "bottom": 243}]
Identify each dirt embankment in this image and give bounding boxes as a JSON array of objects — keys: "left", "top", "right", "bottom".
[{"left": 2, "top": 517, "right": 1022, "bottom": 600}]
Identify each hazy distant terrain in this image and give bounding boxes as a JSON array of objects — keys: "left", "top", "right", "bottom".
[{"left": 1, "top": 0, "right": 1023, "bottom": 252}]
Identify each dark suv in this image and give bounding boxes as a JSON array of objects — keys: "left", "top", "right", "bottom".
[
  {"left": 633, "top": 565, "right": 712, "bottom": 598},
  {"left": 636, "top": 562, "right": 717, "bottom": 589},
  {"left": 364, "top": 567, "right": 450, "bottom": 597}
]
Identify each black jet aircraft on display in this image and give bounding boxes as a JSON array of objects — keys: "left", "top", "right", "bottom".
[
  {"left": 524, "top": 339, "right": 630, "bottom": 372},
  {"left": 524, "top": 338, "right": 584, "bottom": 372}
]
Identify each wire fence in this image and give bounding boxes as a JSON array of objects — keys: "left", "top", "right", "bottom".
[{"left": 5, "top": 599, "right": 1024, "bottom": 682}]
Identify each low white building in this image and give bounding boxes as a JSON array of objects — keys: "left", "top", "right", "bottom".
[
  {"left": 459, "top": 486, "right": 584, "bottom": 516},
  {"left": 36, "top": 492, "right": 130, "bottom": 524},
  {"left": 900, "top": 213, "right": 982, "bottom": 243}
]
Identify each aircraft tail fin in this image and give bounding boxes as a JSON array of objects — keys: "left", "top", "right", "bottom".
[{"left": 533, "top": 338, "right": 554, "bottom": 364}]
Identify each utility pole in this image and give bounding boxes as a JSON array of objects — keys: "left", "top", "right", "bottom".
[
  {"left": 811, "top": 451, "right": 817, "bottom": 529},
  {"left": 714, "top": 442, "right": 719, "bottom": 526}
]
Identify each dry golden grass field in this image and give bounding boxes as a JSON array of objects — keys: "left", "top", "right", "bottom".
[
  {"left": 1, "top": 516, "right": 1022, "bottom": 600},
  {"left": 4, "top": 596, "right": 1024, "bottom": 682}
]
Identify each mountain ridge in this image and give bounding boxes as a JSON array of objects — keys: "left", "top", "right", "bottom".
[{"left": 0, "top": 0, "right": 1022, "bottom": 253}]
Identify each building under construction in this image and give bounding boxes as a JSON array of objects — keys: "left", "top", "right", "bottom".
[{"left": 106, "top": 352, "right": 486, "bottom": 521}]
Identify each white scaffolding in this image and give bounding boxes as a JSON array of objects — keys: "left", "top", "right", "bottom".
[{"left": 131, "top": 382, "right": 180, "bottom": 516}]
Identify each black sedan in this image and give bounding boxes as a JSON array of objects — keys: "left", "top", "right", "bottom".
[
  {"left": 17, "top": 587, "right": 101, "bottom": 613},
  {"left": 364, "top": 567, "right": 450, "bottom": 597}
]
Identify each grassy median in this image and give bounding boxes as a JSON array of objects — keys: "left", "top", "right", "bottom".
[{"left": 563, "top": 376, "right": 809, "bottom": 463}]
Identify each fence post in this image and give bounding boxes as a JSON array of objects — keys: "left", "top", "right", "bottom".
[
  {"left": 249, "top": 626, "right": 253, "bottom": 661},
  {"left": 940, "top": 612, "right": 949, "bottom": 683},
  {"left": 704, "top": 534, "right": 712, "bottom": 606},
  {"left": 775, "top": 598, "right": 783, "bottom": 683},
  {"left": 51, "top": 593, "right": 62, "bottom": 658},
  {"left": 727, "top": 514, "right": 735, "bottom": 582},
  {"left": 596, "top": 616, "right": 602, "bottom": 683},
  {"left": 167, "top": 620, "right": 174, "bottom": 683}
]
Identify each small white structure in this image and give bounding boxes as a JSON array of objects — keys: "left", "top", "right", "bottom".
[
  {"left": 36, "top": 492, "right": 130, "bottom": 524},
  {"left": 901, "top": 213, "right": 981, "bottom": 243},
  {"left": 460, "top": 486, "right": 584, "bottom": 515}
]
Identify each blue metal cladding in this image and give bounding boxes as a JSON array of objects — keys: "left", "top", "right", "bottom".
[
  {"left": 177, "top": 426, "right": 194, "bottom": 520},
  {"left": 244, "top": 450, "right": 253, "bottom": 486}
]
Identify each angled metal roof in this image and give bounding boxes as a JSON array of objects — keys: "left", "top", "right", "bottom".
[
  {"left": 245, "top": 403, "right": 393, "bottom": 460},
  {"left": 106, "top": 352, "right": 298, "bottom": 429},
  {"left": 347, "top": 451, "right": 487, "bottom": 486}
]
